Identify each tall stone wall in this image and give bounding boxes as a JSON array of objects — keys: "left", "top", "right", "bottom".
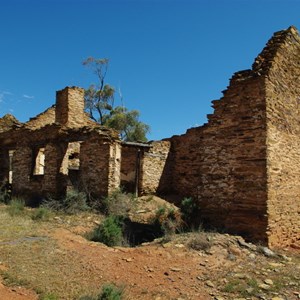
[
  {"left": 162, "top": 26, "right": 300, "bottom": 247},
  {"left": 263, "top": 27, "right": 300, "bottom": 248},
  {"left": 166, "top": 72, "right": 268, "bottom": 242},
  {"left": 80, "top": 138, "right": 112, "bottom": 197}
]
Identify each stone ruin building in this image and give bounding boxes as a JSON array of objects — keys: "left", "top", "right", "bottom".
[{"left": 0, "top": 26, "right": 300, "bottom": 249}]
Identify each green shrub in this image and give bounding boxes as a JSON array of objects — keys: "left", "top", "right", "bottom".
[
  {"left": 88, "top": 216, "right": 123, "bottom": 247},
  {"left": 6, "top": 198, "right": 25, "bottom": 216},
  {"left": 98, "top": 283, "right": 124, "bottom": 300},
  {"left": 154, "top": 206, "right": 182, "bottom": 237},
  {"left": 31, "top": 207, "right": 50, "bottom": 221},
  {"left": 180, "top": 197, "right": 196, "bottom": 217}
]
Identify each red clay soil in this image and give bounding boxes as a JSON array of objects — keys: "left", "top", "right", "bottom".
[
  {"left": 50, "top": 228, "right": 211, "bottom": 299},
  {"left": 0, "top": 280, "right": 37, "bottom": 300},
  {"left": 1, "top": 223, "right": 298, "bottom": 300}
]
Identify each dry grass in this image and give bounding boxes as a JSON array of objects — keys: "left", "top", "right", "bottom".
[{"left": 0, "top": 205, "right": 106, "bottom": 299}]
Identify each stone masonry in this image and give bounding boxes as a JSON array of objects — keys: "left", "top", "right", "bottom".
[
  {"left": 156, "top": 26, "right": 300, "bottom": 249},
  {"left": 0, "top": 87, "right": 121, "bottom": 201},
  {"left": 0, "top": 27, "right": 299, "bottom": 249}
]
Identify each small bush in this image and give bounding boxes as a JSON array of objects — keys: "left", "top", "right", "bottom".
[
  {"left": 154, "top": 206, "right": 182, "bottom": 237},
  {"left": 31, "top": 207, "right": 50, "bottom": 221},
  {"left": 222, "top": 277, "right": 259, "bottom": 297},
  {"left": 98, "top": 283, "right": 124, "bottom": 300},
  {"left": 180, "top": 197, "right": 199, "bottom": 227},
  {"left": 88, "top": 216, "right": 123, "bottom": 247},
  {"left": 187, "top": 232, "right": 212, "bottom": 251},
  {"left": 102, "top": 189, "right": 134, "bottom": 217},
  {"left": 6, "top": 198, "right": 25, "bottom": 216}
]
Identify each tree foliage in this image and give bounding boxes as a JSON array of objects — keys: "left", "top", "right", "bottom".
[{"left": 83, "top": 57, "right": 150, "bottom": 142}]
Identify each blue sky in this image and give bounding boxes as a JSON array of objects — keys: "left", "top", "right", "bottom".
[{"left": 1, "top": 0, "right": 300, "bottom": 140}]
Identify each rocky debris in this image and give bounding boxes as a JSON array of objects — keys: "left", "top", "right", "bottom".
[
  {"left": 205, "top": 280, "right": 215, "bottom": 288},
  {"left": 264, "top": 278, "right": 274, "bottom": 285},
  {"left": 236, "top": 237, "right": 257, "bottom": 251},
  {"left": 170, "top": 267, "right": 181, "bottom": 272},
  {"left": 260, "top": 246, "right": 276, "bottom": 257}
]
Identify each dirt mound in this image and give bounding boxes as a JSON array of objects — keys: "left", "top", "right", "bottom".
[{"left": 0, "top": 206, "right": 299, "bottom": 299}]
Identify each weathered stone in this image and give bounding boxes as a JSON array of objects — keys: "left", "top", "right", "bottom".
[
  {"left": 157, "top": 26, "right": 300, "bottom": 249},
  {"left": 260, "top": 247, "right": 276, "bottom": 257},
  {"left": 205, "top": 280, "right": 215, "bottom": 287},
  {"left": 264, "top": 278, "right": 274, "bottom": 285},
  {"left": 0, "top": 27, "right": 299, "bottom": 250}
]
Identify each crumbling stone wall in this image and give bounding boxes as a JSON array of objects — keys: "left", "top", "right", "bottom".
[
  {"left": 159, "top": 26, "right": 300, "bottom": 247},
  {"left": 166, "top": 72, "right": 268, "bottom": 243},
  {"left": 0, "top": 114, "right": 21, "bottom": 133},
  {"left": 0, "top": 87, "right": 121, "bottom": 202},
  {"left": 25, "top": 107, "right": 55, "bottom": 130},
  {"left": 262, "top": 27, "right": 300, "bottom": 248},
  {"left": 1, "top": 28, "right": 299, "bottom": 248}
]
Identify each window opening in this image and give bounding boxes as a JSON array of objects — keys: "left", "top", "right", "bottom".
[
  {"left": 33, "top": 148, "right": 45, "bottom": 175},
  {"left": 60, "top": 142, "right": 81, "bottom": 175},
  {"left": 8, "top": 150, "right": 15, "bottom": 184}
]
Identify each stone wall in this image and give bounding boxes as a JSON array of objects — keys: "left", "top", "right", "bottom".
[
  {"left": 140, "top": 141, "right": 171, "bottom": 195},
  {"left": 0, "top": 85, "right": 120, "bottom": 201},
  {"left": 263, "top": 27, "right": 300, "bottom": 248},
  {"left": 0, "top": 113, "right": 120, "bottom": 201},
  {"left": 158, "top": 26, "right": 300, "bottom": 247},
  {"left": 108, "top": 142, "right": 121, "bottom": 193},
  {"left": 120, "top": 142, "right": 171, "bottom": 195},
  {"left": 12, "top": 146, "right": 36, "bottom": 196},
  {"left": 11, "top": 142, "right": 69, "bottom": 199},
  {"left": 25, "top": 107, "right": 55, "bottom": 129},
  {"left": 1, "top": 28, "right": 299, "bottom": 248},
  {"left": 80, "top": 138, "right": 112, "bottom": 198},
  {"left": 165, "top": 72, "right": 268, "bottom": 243},
  {"left": 0, "top": 114, "right": 21, "bottom": 133}
]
